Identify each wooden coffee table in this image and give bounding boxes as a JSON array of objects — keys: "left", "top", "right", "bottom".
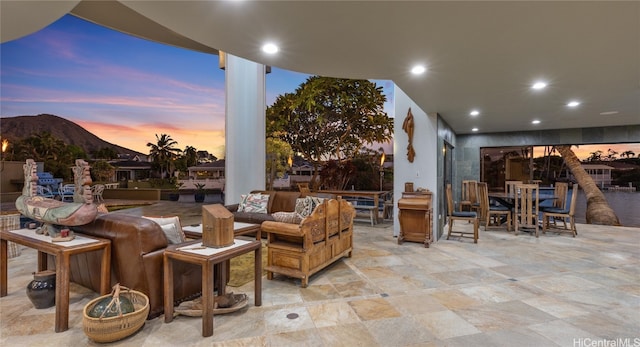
[
  {"left": 164, "top": 238, "right": 262, "bottom": 337},
  {"left": 0, "top": 228, "right": 111, "bottom": 333},
  {"left": 182, "top": 222, "right": 261, "bottom": 240}
]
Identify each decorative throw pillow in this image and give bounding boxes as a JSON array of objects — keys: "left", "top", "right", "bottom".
[
  {"left": 272, "top": 211, "right": 302, "bottom": 224},
  {"left": 294, "top": 196, "right": 325, "bottom": 219},
  {"left": 143, "top": 216, "right": 186, "bottom": 244},
  {"left": 238, "top": 193, "right": 270, "bottom": 213}
]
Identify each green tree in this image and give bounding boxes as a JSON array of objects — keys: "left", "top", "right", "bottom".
[
  {"left": 146, "top": 134, "right": 181, "bottom": 179},
  {"left": 556, "top": 145, "right": 620, "bottom": 225},
  {"left": 10, "top": 131, "right": 87, "bottom": 180},
  {"left": 91, "top": 160, "right": 115, "bottom": 182},
  {"left": 92, "top": 147, "right": 118, "bottom": 160},
  {"left": 183, "top": 146, "right": 198, "bottom": 167},
  {"left": 587, "top": 150, "right": 603, "bottom": 162},
  {"left": 266, "top": 137, "right": 293, "bottom": 191},
  {"left": 620, "top": 150, "right": 635, "bottom": 159},
  {"left": 319, "top": 159, "right": 357, "bottom": 191},
  {"left": 266, "top": 76, "right": 393, "bottom": 188},
  {"left": 174, "top": 146, "right": 198, "bottom": 174}
]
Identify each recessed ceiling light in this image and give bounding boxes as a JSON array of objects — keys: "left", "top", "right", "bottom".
[
  {"left": 262, "top": 43, "right": 279, "bottom": 54},
  {"left": 472, "top": 127, "right": 479, "bottom": 132},
  {"left": 600, "top": 111, "right": 619, "bottom": 115},
  {"left": 532, "top": 120, "right": 541, "bottom": 124},
  {"left": 411, "top": 65, "right": 426, "bottom": 75},
  {"left": 567, "top": 101, "right": 580, "bottom": 107},
  {"left": 531, "top": 81, "right": 547, "bottom": 90},
  {"left": 470, "top": 110, "right": 480, "bottom": 116}
]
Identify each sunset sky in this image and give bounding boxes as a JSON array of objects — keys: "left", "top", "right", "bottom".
[
  {"left": 1, "top": 15, "right": 635, "bottom": 162},
  {"left": 0, "top": 14, "right": 394, "bottom": 159}
]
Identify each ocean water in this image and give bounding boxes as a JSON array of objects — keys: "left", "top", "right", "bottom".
[{"left": 573, "top": 190, "right": 640, "bottom": 228}]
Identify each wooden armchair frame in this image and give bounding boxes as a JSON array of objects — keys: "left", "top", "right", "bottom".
[{"left": 261, "top": 198, "right": 355, "bottom": 287}]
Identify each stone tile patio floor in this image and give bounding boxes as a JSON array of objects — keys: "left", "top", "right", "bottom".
[{"left": 1, "top": 200, "right": 638, "bottom": 346}]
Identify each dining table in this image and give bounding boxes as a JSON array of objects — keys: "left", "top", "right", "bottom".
[
  {"left": 487, "top": 191, "right": 557, "bottom": 210},
  {"left": 316, "top": 190, "right": 389, "bottom": 224},
  {"left": 487, "top": 191, "right": 557, "bottom": 231}
]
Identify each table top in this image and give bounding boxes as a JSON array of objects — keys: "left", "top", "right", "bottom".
[
  {"left": 165, "top": 238, "right": 261, "bottom": 261},
  {"left": 182, "top": 222, "right": 260, "bottom": 235},
  {"left": 319, "top": 190, "right": 388, "bottom": 194},
  {"left": 1, "top": 228, "right": 108, "bottom": 250},
  {"left": 317, "top": 190, "right": 389, "bottom": 198},
  {"left": 488, "top": 192, "right": 556, "bottom": 200}
]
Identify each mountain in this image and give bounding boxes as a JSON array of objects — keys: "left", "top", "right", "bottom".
[{"left": 0, "top": 114, "right": 145, "bottom": 157}]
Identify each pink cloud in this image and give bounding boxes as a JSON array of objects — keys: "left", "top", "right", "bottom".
[{"left": 74, "top": 119, "right": 226, "bottom": 158}]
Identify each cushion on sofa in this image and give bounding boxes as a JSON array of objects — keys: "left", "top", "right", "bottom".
[
  {"left": 294, "top": 196, "right": 325, "bottom": 219},
  {"left": 272, "top": 211, "right": 302, "bottom": 224},
  {"left": 238, "top": 193, "right": 270, "bottom": 213},
  {"left": 143, "top": 216, "right": 186, "bottom": 244}
]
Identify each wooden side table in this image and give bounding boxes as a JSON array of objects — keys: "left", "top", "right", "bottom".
[
  {"left": 164, "top": 238, "right": 262, "bottom": 337},
  {"left": 182, "top": 222, "right": 261, "bottom": 240},
  {"left": 0, "top": 228, "right": 111, "bottom": 332}
]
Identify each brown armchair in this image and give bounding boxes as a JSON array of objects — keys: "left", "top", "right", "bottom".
[{"left": 69, "top": 213, "right": 203, "bottom": 319}]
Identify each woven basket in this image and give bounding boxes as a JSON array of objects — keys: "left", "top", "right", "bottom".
[{"left": 83, "top": 286, "right": 149, "bottom": 343}]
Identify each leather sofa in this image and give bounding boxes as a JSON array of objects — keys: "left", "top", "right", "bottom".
[
  {"left": 261, "top": 198, "right": 355, "bottom": 287},
  {"left": 68, "top": 213, "right": 202, "bottom": 319},
  {"left": 226, "top": 190, "right": 307, "bottom": 224}
]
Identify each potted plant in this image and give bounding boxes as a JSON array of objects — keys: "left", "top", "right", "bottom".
[
  {"left": 169, "top": 181, "right": 183, "bottom": 201},
  {"left": 194, "top": 183, "right": 206, "bottom": 203}
]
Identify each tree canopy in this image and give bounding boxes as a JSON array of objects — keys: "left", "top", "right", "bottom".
[
  {"left": 146, "top": 133, "right": 181, "bottom": 178},
  {"left": 5, "top": 131, "right": 88, "bottom": 181},
  {"left": 266, "top": 76, "right": 393, "bottom": 185}
]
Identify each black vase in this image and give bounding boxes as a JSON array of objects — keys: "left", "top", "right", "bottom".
[{"left": 26, "top": 270, "right": 56, "bottom": 309}]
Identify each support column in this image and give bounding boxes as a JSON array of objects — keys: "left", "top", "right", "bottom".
[{"left": 223, "top": 53, "right": 266, "bottom": 204}]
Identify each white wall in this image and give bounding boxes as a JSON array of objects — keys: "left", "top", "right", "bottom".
[
  {"left": 393, "top": 85, "right": 438, "bottom": 237},
  {"left": 224, "top": 54, "right": 267, "bottom": 204}
]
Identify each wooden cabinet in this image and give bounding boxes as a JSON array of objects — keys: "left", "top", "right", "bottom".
[{"left": 397, "top": 191, "right": 433, "bottom": 247}]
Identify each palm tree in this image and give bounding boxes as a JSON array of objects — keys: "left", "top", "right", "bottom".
[
  {"left": 586, "top": 150, "right": 603, "bottom": 162},
  {"left": 182, "top": 146, "right": 198, "bottom": 167},
  {"left": 621, "top": 150, "right": 635, "bottom": 159},
  {"left": 147, "top": 134, "right": 181, "bottom": 179},
  {"left": 556, "top": 145, "right": 620, "bottom": 225}
]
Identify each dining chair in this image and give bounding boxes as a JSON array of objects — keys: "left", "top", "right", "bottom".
[
  {"left": 445, "top": 183, "right": 479, "bottom": 243},
  {"left": 59, "top": 184, "right": 75, "bottom": 202},
  {"left": 297, "top": 182, "right": 311, "bottom": 194},
  {"left": 541, "top": 182, "right": 568, "bottom": 227},
  {"left": 478, "top": 182, "right": 511, "bottom": 232},
  {"left": 504, "top": 180, "right": 522, "bottom": 195},
  {"left": 459, "top": 180, "right": 478, "bottom": 212},
  {"left": 513, "top": 183, "right": 540, "bottom": 237},
  {"left": 36, "top": 185, "right": 54, "bottom": 199},
  {"left": 542, "top": 184, "right": 579, "bottom": 237},
  {"left": 382, "top": 192, "right": 394, "bottom": 220},
  {"left": 91, "top": 184, "right": 105, "bottom": 203}
]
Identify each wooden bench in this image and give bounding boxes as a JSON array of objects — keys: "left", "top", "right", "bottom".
[
  {"left": 261, "top": 198, "right": 355, "bottom": 288},
  {"left": 345, "top": 198, "right": 379, "bottom": 226}
]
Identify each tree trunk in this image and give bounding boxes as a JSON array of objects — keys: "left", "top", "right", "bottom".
[{"left": 556, "top": 145, "right": 621, "bottom": 225}]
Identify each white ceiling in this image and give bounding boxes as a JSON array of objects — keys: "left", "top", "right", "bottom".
[{"left": 3, "top": 1, "right": 639, "bottom": 135}]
